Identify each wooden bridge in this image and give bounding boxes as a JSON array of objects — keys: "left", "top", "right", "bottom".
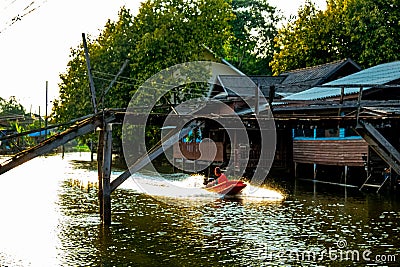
[{"left": 0, "top": 109, "right": 204, "bottom": 225}]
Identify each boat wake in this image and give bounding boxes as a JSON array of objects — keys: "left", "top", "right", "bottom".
[
  {"left": 238, "top": 184, "right": 284, "bottom": 201},
  {"left": 118, "top": 172, "right": 284, "bottom": 203}
]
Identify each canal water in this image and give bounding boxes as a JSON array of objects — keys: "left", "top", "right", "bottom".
[{"left": 0, "top": 153, "right": 399, "bottom": 266}]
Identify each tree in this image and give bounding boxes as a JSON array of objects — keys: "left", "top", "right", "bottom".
[
  {"left": 0, "top": 96, "right": 25, "bottom": 116},
  {"left": 346, "top": 0, "right": 400, "bottom": 67},
  {"left": 52, "top": 7, "right": 137, "bottom": 124},
  {"left": 129, "top": 0, "right": 233, "bottom": 87},
  {"left": 52, "top": 1, "right": 234, "bottom": 149},
  {"left": 270, "top": 1, "right": 330, "bottom": 74},
  {"left": 270, "top": 0, "right": 400, "bottom": 74},
  {"left": 226, "top": 0, "right": 280, "bottom": 75},
  {"left": 52, "top": 1, "right": 234, "bottom": 124}
]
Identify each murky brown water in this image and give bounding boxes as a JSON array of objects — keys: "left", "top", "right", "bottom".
[{"left": 0, "top": 153, "right": 399, "bottom": 266}]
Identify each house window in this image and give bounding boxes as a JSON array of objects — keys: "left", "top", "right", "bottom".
[
  {"left": 293, "top": 129, "right": 314, "bottom": 138},
  {"left": 182, "top": 128, "right": 202, "bottom": 143}
]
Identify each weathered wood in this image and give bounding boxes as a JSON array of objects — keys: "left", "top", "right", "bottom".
[
  {"left": 102, "top": 124, "right": 112, "bottom": 225},
  {"left": 313, "top": 164, "right": 317, "bottom": 180},
  {"left": 356, "top": 86, "right": 363, "bottom": 126},
  {"left": 82, "top": 33, "right": 98, "bottom": 114},
  {"left": 359, "top": 121, "right": 400, "bottom": 164},
  {"left": 0, "top": 113, "right": 95, "bottom": 142},
  {"left": 355, "top": 121, "right": 400, "bottom": 175},
  {"left": 255, "top": 86, "right": 259, "bottom": 115},
  {"left": 173, "top": 142, "right": 224, "bottom": 162},
  {"left": 339, "top": 87, "right": 345, "bottom": 104},
  {"left": 0, "top": 118, "right": 102, "bottom": 175},
  {"left": 97, "top": 129, "right": 104, "bottom": 221},
  {"left": 293, "top": 139, "right": 369, "bottom": 166}
]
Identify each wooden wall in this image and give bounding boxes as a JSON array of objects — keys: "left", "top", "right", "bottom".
[
  {"left": 173, "top": 141, "right": 224, "bottom": 162},
  {"left": 293, "top": 139, "right": 368, "bottom": 166}
]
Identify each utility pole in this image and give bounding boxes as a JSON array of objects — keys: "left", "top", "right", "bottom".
[
  {"left": 39, "top": 106, "right": 41, "bottom": 139},
  {"left": 45, "top": 81, "right": 48, "bottom": 137}
]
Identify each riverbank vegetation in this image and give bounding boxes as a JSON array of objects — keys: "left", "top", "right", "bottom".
[
  {"left": 52, "top": 0, "right": 280, "bottom": 124},
  {"left": 271, "top": 0, "right": 400, "bottom": 74}
]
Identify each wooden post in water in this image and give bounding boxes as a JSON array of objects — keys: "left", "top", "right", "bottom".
[
  {"left": 313, "top": 163, "right": 317, "bottom": 180},
  {"left": 102, "top": 123, "right": 113, "bottom": 225},
  {"left": 97, "top": 129, "right": 104, "bottom": 221}
]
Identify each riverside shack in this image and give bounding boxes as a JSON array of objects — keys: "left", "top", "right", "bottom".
[{"left": 172, "top": 58, "right": 366, "bottom": 179}]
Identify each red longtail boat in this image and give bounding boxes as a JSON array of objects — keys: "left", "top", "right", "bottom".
[{"left": 205, "top": 180, "right": 247, "bottom": 196}]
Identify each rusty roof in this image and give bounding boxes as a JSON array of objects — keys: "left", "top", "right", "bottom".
[{"left": 278, "top": 58, "right": 361, "bottom": 94}]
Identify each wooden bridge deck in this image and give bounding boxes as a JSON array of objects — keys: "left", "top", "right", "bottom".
[{"left": 0, "top": 112, "right": 115, "bottom": 175}]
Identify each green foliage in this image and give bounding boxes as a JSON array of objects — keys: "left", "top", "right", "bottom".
[
  {"left": 52, "top": 1, "right": 233, "bottom": 124},
  {"left": 52, "top": 7, "right": 136, "bottom": 124},
  {"left": 129, "top": 0, "right": 233, "bottom": 88},
  {"left": 0, "top": 97, "right": 46, "bottom": 148},
  {"left": 270, "top": 0, "right": 400, "bottom": 74},
  {"left": 345, "top": 0, "right": 400, "bottom": 67},
  {"left": 226, "top": 0, "right": 280, "bottom": 75},
  {"left": 52, "top": 1, "right": 234, "bottom": 148},
  {"left": 0, "top": 96, "right": 25, "bottom": 116}
]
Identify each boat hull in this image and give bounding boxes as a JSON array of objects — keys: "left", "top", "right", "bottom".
[{"left": 205, "top": 180, "right": 247, "bottom": 195}]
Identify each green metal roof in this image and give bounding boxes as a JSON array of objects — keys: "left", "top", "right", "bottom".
[{"left": 283, "top": 61, "right": 400, "bottom": 100}]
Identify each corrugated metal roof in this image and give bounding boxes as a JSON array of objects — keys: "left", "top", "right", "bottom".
[
  {"left": 278, "top": 58, "right": 361, "bottom": 94},
  {"left": 218, "top": 75, "right": 257, "bottom": 96},
  {"left": 250, "top": 76, "right": 287, "bottom": 97},
  {"left": 283, "top": 61, "right": 400, "bottom": 100},
  {"left": 280, "top": 59, "right": 349, "bottom": 85}
]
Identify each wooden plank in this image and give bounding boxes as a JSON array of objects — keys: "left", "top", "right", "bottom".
[
  {"left": 0, "top": 118, "right": 101, "bottom": 175},
  {"left": 355, "top": 121, "right": 400, "bottom": 175},
  {"left": 363, "top": 184, "right": 381, "bottom": 188},
  {"left": 293, "top": 139, "right": 368, "bottom": 166},
  {"left": 361, "top": 121, "right": 400, "bottom": 163},
  {"left": 0, "top": 113, "right": 115, "bottom": 175},
  {"left": 359, "top": 136, "right": 400, "bottom": 175}
]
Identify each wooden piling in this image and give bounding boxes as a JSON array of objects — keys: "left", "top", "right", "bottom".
[
  {"left": 97, "top": 129, "right": 104, "bottom": 221},
  {"left": 102, "top": 123, "right": 113, "bottom": 225},
  {"left": 313, "top": 163, "right": 317, "bottom": 180}
]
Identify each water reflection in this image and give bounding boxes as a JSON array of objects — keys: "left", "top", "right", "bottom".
[{"left": 0, "top": 153, "right": 399, "bottom": 266}]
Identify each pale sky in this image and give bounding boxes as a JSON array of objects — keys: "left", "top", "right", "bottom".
[{"left": 0, "top": 0, "right": 326, "bottom": 114}]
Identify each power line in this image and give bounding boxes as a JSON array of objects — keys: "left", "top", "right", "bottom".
[
  {"left": 0, "top": 0, "right": 49, "bottom": 34},
  {"left": 93, "top": 76, "right": 210, "bottom": 93}
]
